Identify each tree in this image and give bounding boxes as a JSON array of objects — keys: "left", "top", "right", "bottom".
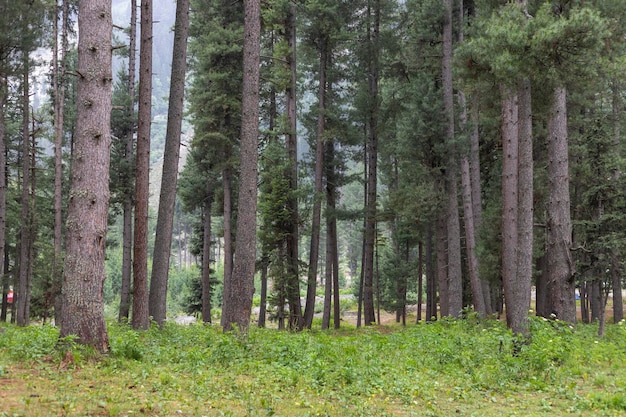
[
  {"left": 222, "top": 0, "right": 261, "bottom": 332},
  {"left": 132, "top": 0, "right": 153, "bottom": 330},
  {"left": 118, "top": 0, "right": 137, "bottom": 323},
  {"left": 59, "top": 0, "right": 113, "bottom": 351},
  {"left": 149, "top": 0, "right": 190, "bottom": 327},
  {"left": 52, "top": 0, "right": 71, "bottom": 327}
]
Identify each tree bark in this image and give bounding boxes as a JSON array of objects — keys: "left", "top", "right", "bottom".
[
  {"left": 119, "top": 0, "right": 137, "bottom": 323},
  {"left": 201, "top": 189, "right": 213, "bottom": 323},
  {"left": 303, "top": 35, "right": 327, "bottom": 330},
  {"left": 546, "top": 86, "right": 576, "bottom": 323},
  {"left": 362, "top": 0, "right": 380, "bottom": 326},
  {"left": 500, "top": 85, "right": 524, "bottom": 335},
  {"left": 150, "top": 0, "right": 190, "bottom": 326},
  {"left": 442, "top": 0, "right": 461, "bottom": 318},
  {"left": 17, "top": 58, "right": 31, "bottom": 327},
  {"left": 220, "top": 167, "right": 233, "bottom": 328},
  {"left": 436, "top": 211, "right": 448, "bottom": 318},
  {"left": 222, "top": 0, "right": 261, "bottom": 332},
  {"left": 52, "top": 0, "right": 69, "bottom": 327},
  {"left": 0, "top": 80, "right": 5, "bottom": 323},
  {"left": 284, "top": 0, "right": 301, "bottom": 330},
  {"left": 132, "top": 0, "right": 153, "bottom": 330},
  {"left": 515, "top": 77, "right": 533, "bottom": 331},
  {"left": 59, "top": 0, "right": 112, "bottom": 351}
]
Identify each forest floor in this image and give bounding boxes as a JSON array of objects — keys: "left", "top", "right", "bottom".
[{"left": 2, "top": 314, "right": 626, "bottom": 417}]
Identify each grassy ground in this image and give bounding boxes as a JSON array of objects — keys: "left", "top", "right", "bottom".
[{"left": 1, "top": 316, "right": 625, "bottom": 417}]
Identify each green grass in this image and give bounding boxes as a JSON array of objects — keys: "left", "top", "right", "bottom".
[{"left": 1, "top": 317, "right": 625, "bottom": 416}]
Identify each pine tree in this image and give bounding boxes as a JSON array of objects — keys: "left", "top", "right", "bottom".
[{"left": 59, "top": 0, "right": 113, "bottom": 351}]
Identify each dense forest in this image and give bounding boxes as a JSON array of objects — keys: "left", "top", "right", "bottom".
[{"left": 0, "top": 0, "right": 625, "bottom": 350}]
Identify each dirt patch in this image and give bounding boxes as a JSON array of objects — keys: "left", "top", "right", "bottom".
[{"left": 0, "top": 372, "right": 29, "bottom": 412}]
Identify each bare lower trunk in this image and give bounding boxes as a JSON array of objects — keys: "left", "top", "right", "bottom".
[
  {"left": 436, "top": 211, "right": 448, "bottom": 318},
  {"left": 546, "top": 86, "right": 575, "bottom": 323},
  {"left": 220, "top": 168, "right": 233, "bottom": 327},
  {"left": 222, "top": 0, "right": 261, "bottom": 332},
  {"left": 60, "top": 0, "right": 112, "bottom": 351},
  {"left": 132, "top": 0, "right": 153, "bottom": 330},
  {"left": 201, "top": 192, "right": 213, "bottom": 323},
  {"left": 150, "top": 0, "right": 190, "bottom": 326}
]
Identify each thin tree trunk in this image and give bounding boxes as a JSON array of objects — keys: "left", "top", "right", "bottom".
[
  {"left": 201, "top": 189, "right": 213, "bottom": 323},
  {"left": 17, "top": 58, "right": 31, "bottom": 327},
  {"left": 436, "top": 211, "right": 448, "bottom": 317},
  {"left": 257, "top": 255, "right": 268, "bottom": 328},
  {"left": 119, "top": 0, "right": 137, "bottom": 323},
  {"left": 222, "top": 0, "right": 261, "bottom": 332},
  {"left": 59, "top": 0, "right": 112, "bottom": 351},
  {"left": 220, "top": 167, "right": 233, "bottom": 328},
  {"left": 546, "top": 86, "right": 576, "bottom": 323},
  {"left": 132, "top": 0, "right": 153, "bottom": 330},
  {"left": 611, "top": 82, "right": 624, "bottom": 323},
  {"left": 362, "top": 0, "right": 380, "bottom": 326},
  {"left": 417, "top": 240, "right": 423, "bottom": 322},
  {"left": 285, "top": 0, "right": 301, "bottom": 331},
  {"left": 425, "top": 226, "right": 436, "bottom": 321},
  {"left": 150, "top": 0, "right": 190, "bottom": 326},
  {"left": 0, "top": 79, "right": 6, "bottom": 323},
  {"left": 303, "top": 36, "right": 327, "bottom": 330},
  {"left": 53, "top": 0, "right": 69, "bottom": 327},
  {"left": 515, "top": 77, "right": 533, "bottom": 331}
]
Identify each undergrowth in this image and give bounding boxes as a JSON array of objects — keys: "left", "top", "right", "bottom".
[{"left": 1, "top": 317, "right": 625, "bottom": 416}]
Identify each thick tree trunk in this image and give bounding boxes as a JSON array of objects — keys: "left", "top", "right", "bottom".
[
  {"left": 150, "top": 0, "right": 190, "bottom": 326},
  {"left": 303, "top": 37, "right": 327, "bottom": 330},
  {"left": 59, "top": 0, "right": 112, "bottom": 351},
  {"left": 546, "top": 86, "right": 576, "bottom": 323},
  {"left": 118, "top": 0, "right": 136, "bottom": 323},
  {"left": 442, "top": 0, "right": 462, "bottom": 318},
  {"left": 500, "top": 85, "right": 522, "bottom": 333},
  {"left": 222, "top": 0, "right": 260, "bottom": 332}
]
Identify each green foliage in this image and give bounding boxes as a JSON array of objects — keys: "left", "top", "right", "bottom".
[{"left": 3, "top": 320, "right": 626, "bottom": 415}]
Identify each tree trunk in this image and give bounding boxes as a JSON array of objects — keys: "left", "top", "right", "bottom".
[
  {"left": 0, "top": 79, "right": 6, "bottom": 323},
  {"left": 132, "top": 0, "right": 153, "bottom": 330},
  {"left": 362, "top": 0, "right": 380, "bottom": 326},
  {"left": 425, "top": 226, "right": 436, "bottom": 321},
  {"left": 417, "top": 240, "right": 423, "bottom": 323},
  {"left": 303, "top": 35, "right": 327, "bottom": 330},
  {"left": 201, "top": 189, "right": 213, "bottom": 323},
  {"left": 516, "top": 77, "right": 533, "bottom": 330},
  {"left": 119, "top": 0, "right": 137, "bottom": 323},
  {"left": 470, "top": 100, "right": 492, "bottom": 314},
  {"left": 59, "top": 0, "right": 112, "bottom": 351},
  {"left": 222, "top": 0, "right": 261, "bottom": 332},
  {"left": 285, "top": 0, "right": 301, "bottom": 331},
  {"left": 611, "top": 83, "right": 624, "bottom": 323},
  {"left": 257, "top": 255, "right": 268, "bottom": 328},
  {"left": 17, "top": 58, "right": 31, "bottom": 327},
  {"left": 436, "top": 211, "right": 448, "bottom": 318},
  {"left": 220, "top": 167, "right": 233, "bottom": 328},
  {"left": 546, "top": 86, "right": 576, "bottom": 323},
  {"left": 442, "top": 0, "right": 462, "bottom": 318},
  {"left": 53, "top": 0, "right": 69, "bottom": 327},
  {"left": 150, "top": 0, "right": 190, "bottom": 326}
]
